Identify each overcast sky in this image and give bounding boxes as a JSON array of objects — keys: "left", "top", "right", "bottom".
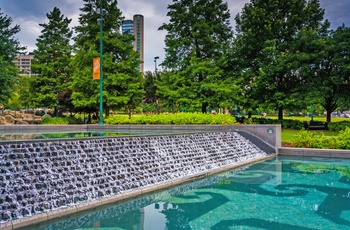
[{"left": 1, "top": 0, "right": 349, "bottom": 72}]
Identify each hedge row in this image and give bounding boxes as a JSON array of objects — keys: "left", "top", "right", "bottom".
[
  {"left": 292, "top": 128, "right": 350, "bottom": 149},
  {"left": 105, "top": 113, "right": 236, "bottom": 125}
]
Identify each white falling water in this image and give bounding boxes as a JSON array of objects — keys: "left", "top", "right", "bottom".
[{"left": 0, "top": 131, "right": 267, "bottom": 223}]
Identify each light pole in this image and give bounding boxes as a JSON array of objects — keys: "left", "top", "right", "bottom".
[
  {"left": 154, "top": 56, "right": 159, "bottom": 74},
  {"left": 98, "top": 0, "right": 104, "bottom": 125}
]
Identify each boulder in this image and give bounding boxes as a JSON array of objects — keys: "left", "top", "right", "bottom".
[
  {"left": 4, "top": 115, "right": 15, "bottom": 124},
  {"left": 16, "top": 120, "right": 29, "bottom": 125}
]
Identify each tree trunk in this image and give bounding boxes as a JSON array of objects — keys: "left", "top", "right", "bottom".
[
  {"left": 278, "top": 107, "right": 283, "bottom": 120},
  {"left": 105, "top": 105, "right": 110, "bottom": 117},
  {"left": 326, "top": 109, "right": 332, "bottom": 123},
  {"left": 323, "top": 96, "right": 337, "bottom": 123},
  {"left": 202, "top": 102, "right": 208, "bottom": 113}
]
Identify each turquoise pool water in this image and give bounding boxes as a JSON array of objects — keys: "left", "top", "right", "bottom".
[{"left": 21, "top": 156, "right": 350, "bottom": 230}]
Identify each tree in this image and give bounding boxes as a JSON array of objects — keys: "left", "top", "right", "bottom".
[
  {"left": 144, "top": 71, "right": 158, "bottom": 105},
  {"left": 159, "top": 0, "right": 235, "bottom": 113},
  {"left": 300, "top": 24, "right": 350, "bottom": 122},
  {"left": 30, "top": 7, "right": 73, "bottom": 110},
  {"left": 0, "top": 9, "right": 25, "bottom": 105},
  {"left": 234, "top": 0, "right": 324, "bottom": 120},
  {"left": 142, "top": 71, "right": 160, "bottom": 113},
  {"left": 71, "top": 0, "right": 144, "bottom": 117}
]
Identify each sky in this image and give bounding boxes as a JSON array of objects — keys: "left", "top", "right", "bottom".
[{"left": 1, "top": 0, "right": 349, "bottom": 72}]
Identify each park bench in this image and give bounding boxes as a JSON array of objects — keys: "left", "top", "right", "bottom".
[{"left": 307, "top": 121, "right": 327, "bottom": 130}]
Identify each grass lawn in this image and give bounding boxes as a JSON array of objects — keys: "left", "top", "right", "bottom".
[{"left": 282, "top": 129, "right": 339, "bottom": 144}]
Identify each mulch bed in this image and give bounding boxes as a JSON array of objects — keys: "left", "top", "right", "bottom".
[{"left": 282, "top": 142, "right": 293, "bottom": 147}]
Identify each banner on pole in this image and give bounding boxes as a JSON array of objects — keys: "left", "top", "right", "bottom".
[{"left": 93, "top": 57, "right": 100, "bottom": 80}]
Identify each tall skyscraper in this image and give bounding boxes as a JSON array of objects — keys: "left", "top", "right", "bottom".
[
  {"left": 122, "top": 14, "right": 144, "bottom": 72},
  {"left": 122, "top": 19, "right": 133, "bottom": 34}
]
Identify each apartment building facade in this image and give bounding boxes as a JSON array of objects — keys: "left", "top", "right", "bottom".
[{"left": 13, "top": 52, "right": 35, "bottom": 76}]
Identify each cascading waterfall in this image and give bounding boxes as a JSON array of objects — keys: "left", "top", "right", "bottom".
[
  {"left": 31, "top": 166, "right": 248, "bottom": 230},
  {"left": 0, "top": 131, "right": 268, "bottom": 223}
]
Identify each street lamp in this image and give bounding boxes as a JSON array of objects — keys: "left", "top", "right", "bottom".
[
  {"left": 98, "top": 0, "right": 104, "bottom": 125},
  {"left": 154, "top": 56, "right": 159, "bottom": 73}
]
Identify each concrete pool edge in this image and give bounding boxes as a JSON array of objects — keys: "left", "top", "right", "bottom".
[
  {"left": 0, "top": 124, "right": 281, "bottom": 153},
  {"left": 278, "top": 147, "right": 350, "bottom": 158},
  {"left": 1, "top": 154, "right": 276, "bottom": 230}
]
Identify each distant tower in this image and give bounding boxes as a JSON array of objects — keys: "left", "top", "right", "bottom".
[
  {"left": 122, "top": 14, "right": 144, "bottom": 72},
  {"left": 122, "top": 19, "right": 133, "bottom": 34},
  {"left": 133, "top": 14, "right": 144, "bottom": 73}
]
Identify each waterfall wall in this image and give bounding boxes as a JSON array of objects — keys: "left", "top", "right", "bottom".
[{"left": 0, "top": 131, "right": 271, "bottom": 225}]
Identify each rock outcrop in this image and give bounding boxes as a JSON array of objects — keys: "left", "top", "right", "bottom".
[{"left": 0, "top": 110, "right": 45, "bottom": 124}]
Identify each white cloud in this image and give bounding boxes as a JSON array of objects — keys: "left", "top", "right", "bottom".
[{"left": 11, "top": 17, "right": 41, "bottom": 52}]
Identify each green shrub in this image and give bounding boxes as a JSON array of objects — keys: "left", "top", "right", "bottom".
[
  {"left": 336, "top": 127, "right": 350, "bottom": 149},
  {"left": 312, "top": 136, "right": 338, "bottom": 149},
  {"left": 252, "top": 118, "right": 305, "bottom": 129},
  {"left": 291, "top": 129, "right": 346, "bottom": 149},
  {"left": 41, "top": 116, "right": 52, "bottom": 124},
  {"left": 105, "top": 113, "right": 236, "bottom": 125},
  {"left": 292, "top": 129, "right": 317, "bottom": 148},
  {"left": 42, "top": 117, "right": 69, "bottom": 124},
  {"left": 41, "top": 116, "right": 83, "bottom": 125},
  {"left": 327, "top": 121, "right": 350, "bottom": 131}
]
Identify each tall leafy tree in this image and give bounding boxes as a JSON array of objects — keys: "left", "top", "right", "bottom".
[
  {"left": 71, "top": 0, "right": 144, "bottom": 117},
  {"left": 144, "top": 71, "right": 158, "bottom": 105},
  {"left": 0, "top": 9, "right": 25, "bottom": 104},
  {"left": 300, "top": 24, "right": 350, "bottom": 122},
  {"left": 159, "top": 0, "right": 235, "bottom": 113},
  {"left": 30, "top": 7, "right": 73, "bottom": 110},
  {"left": 234, "top": 0, "right": 324, "bottom": 120}
]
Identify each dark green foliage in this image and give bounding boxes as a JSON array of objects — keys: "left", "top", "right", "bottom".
[
  {"left": 252, "top": 118, "right": 306, "bottom": 129},
  {"left": 234, "top": 0, "right": 324, "bottom": 120},
  {"left": 143, "top": 71, "right": 159, "bottom": 112},
  {"left": 0, "top": 9, "right": 25, "bottom": 104},
  {"left": 0, "top": 57, "right": 18, "bottom": 104},
  {"left": 298, "top": 24, "right": 350, "bottom": 123},
  {"left": 71, "top": 0, "right": 144, "bottom": 117},
  {"left": 41, "top": 116, "right": 83, "bottom": 124},
  {"left": 144, "top": 71, "right": 158, "bottom": 104},
  {"left": 158, "top": 0, "right": 236, "bottom": 113},
  {"left": 30, "top": 7, "right": 73, "bottom": 109},
  {"left": 327, "top": 121, "right": 350, "bottom": 131},
  {"left": 0, "top": 9, "right": 25, "bottom": 62}
]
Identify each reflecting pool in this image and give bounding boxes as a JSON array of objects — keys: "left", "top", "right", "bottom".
[
  {"left": 20, "top": 156, "right": 350, "bottom": 230},
  {"left": 0, "top": 132, "right": 130, "bottom": 141}
]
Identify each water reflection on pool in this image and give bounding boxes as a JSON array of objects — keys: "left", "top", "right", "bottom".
[
  {"left": 0, "top": 132, "right": 130, "bottom": 140},
  {"left": 19, "top": 156, "right": 350, "bottom": 230}
]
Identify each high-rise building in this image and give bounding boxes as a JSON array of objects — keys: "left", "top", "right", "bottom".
[
  {"left": 122, "top": 19, "right": 134, "bottom": 34},
  {"left": 122, "top": 14, "right": 144, "bottom": 72}
]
